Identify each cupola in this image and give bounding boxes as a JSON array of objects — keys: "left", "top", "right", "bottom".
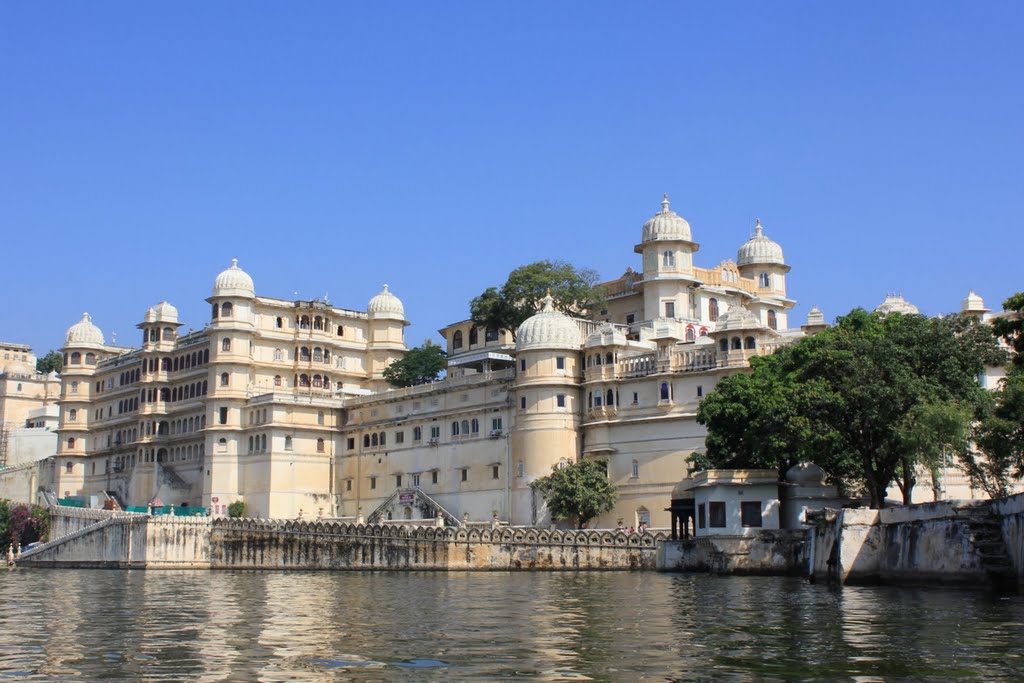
[
  {"left": 212, "top": 259, "right": 255, "bottom": 298},
  {"left": 516, "top": 292, "right": 583, "bottom": 352},
  {"left": 736, "top": 219, "right": 786, "bottom": 268},
  {"left": 65, "top": 313, "right": 105, "bottom": 347},
  {"left": 367, "top": 284, "right": 406, "bottom": 321},
  {"left": 875, "top": 293, "right": 919, "bottom": 316},
  {"left": 641, "top": 194, "right": 693, "bottom": 243}
]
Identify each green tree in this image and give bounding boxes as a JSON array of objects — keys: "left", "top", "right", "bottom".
[
  {"left": 227, "top": 500, "right": 247, "bottom": 518},
  {"left": 530, "top": 459, "right": 618, "bottom": 529},
  {"left": 992, "top": 292, "right": 1024, "bottom": 370},
  {"left": 35, "top": 350, "right": 63, "bottom": 374},
  {"left": 697, "top": 309, "right": 999, "bottom": 508},
  {"left": 470, "top": 260, "right": 605, "bottom": 340},
  {"left": 383, "top": 341, "right": 448, "bottom": 388}
]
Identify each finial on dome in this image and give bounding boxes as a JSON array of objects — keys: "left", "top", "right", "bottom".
[
  {"left": 661, "top": 193, "right": 670, "bottom": 213},
  {"left": 755, "top": 218, "right": 763, "bottom": 236},
  {"left": 231, "top": 258, "right": 238, "bottom": 268},
  {"left": 382, "top": 284, "right": 389, "bottom": 292},
  {"left": 83, "top": 312, "right": 91, "bottom": 321},
  {"left": 541, "top": 290, "right": 555, "bottom": 312}
]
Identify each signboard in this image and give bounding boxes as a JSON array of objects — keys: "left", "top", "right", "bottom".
[{"left": 399, "top": 493, "right": 415, "bottom": 504}]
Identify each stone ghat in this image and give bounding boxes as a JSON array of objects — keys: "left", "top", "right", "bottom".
[{"left": 16, "top": 513, "right": 667, "bottom": 571}]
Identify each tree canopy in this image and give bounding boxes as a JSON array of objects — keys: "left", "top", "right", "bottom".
[
  {"left": 383, "top": 341, "right": 448, "bottom": 388},
  {"left": 470, "top": 260, "right": 605, "bottom": 340},
  {"left": 696, "top": 308, "right": 1002, "bottom": 508},
  {"left": 35, "top": 350, "right": 63, "bottom": 374},
  {"left": 530, "top": 458, "right": 618, "bottom": 529}
]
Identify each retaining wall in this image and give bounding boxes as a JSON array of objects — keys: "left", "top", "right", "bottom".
[{"left": 656, "top": 530, "right": 808, "bottom": 575}]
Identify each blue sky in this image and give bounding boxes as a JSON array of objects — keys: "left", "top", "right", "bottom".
[{"left": 2, "top": 2, "right": 1022, "bottom": 354}]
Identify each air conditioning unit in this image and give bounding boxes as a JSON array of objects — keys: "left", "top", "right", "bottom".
[
  {"left": 489, "top": 429, "right": 503, "bottom": 438},
  {"left": 428, "top": 438, "right": 439, "bottom": 446}
]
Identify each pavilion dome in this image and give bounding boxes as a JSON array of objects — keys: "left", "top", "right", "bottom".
[
  {"left": 516, "top": 293, "right": 583, "bottom": 352},
  {"left": 65, "top": 313, "right": 105, "bottom": 347},
  {"left": 149, "top": 301, "right": 179, "bottom": 323},
  {"left": 212, "top": 259, "right": 255, "bottom": 298},
  {"left": 961, "top": 290, "right": 989, "bottom": 315},
  {"left": 785, "top": 462, "right": 827, "bottom": 486},
  {"left": 367, "top": 284, "right": 405, "bottom": 321},
  {"left": 737, "top": 219, "right": 785, "bottom": 267},
  {"left": 586, "top": 322, "right": 627, "bottom": 348},
  {"left": 641, "top": 194, "right": 693, "bottom": 243},
  {"left": 714, "top": 305, "right": 762, "bottom": 332},
  {"left": 875, "top": 293, "right": 919, "bottom": 316}
]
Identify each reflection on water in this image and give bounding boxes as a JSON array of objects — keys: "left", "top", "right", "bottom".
[{"left": 1, "top": 569, "right": 1023, "bottom": 681}]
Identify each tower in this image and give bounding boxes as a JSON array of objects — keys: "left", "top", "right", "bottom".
[{"left": 634, "top": 194, "right": 701, "bottom": 323}]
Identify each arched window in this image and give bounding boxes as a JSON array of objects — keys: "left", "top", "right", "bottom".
[
  {"left": 314, "top": 316, "right": 323, "bottom": 331},
  {"left": 274, "top": 375, "right": 282, "bottom": 387},
  {"left": 70, "top": 352, "right": 81, "bottom": 364},
  {"left": 605, "top": 352, "right": 614, "bottom": 365},
  {"left": 452, "top": 421, "right": 460, "bottom": 436},
  {"left": 68, "top": 409, "right": 77, "bottom": 421},
  {"left": 221, "top": 302, "right": 234, "bottom": 317},
  {"left": 337, "top": 325, "right": 344, "bottom": 336},
  {"left": 317, "top": 438, "right": 325, "bottom": 453},
  {"left": 222, "top": 338, "right": 231, "bottom": 352},
  {"left": 299, "top": 315, "right": 310, "bottom": 329},
  {"left": 220, "top": 372, "right": 229, "bottom": 387},
  {"left": 606, "top": 389, "right": 614, "bottom": 406},
  {"left": 371, "top": 433, "right": 379, "bottom": 447},
  {"left": 686, "top": 327, "right": 695, "bottom": 342},
  {"left": 453, "top": 330, "right": 463, "bottom": 349},
  {"left": 469, "top": 327, "right": 479, "bottom": 345},
  {"left": 709, "top": 298, "right": 719, "bottom": 322},
  {"left": 313, "top": 347, "right": 323, "bottom": 362},
  {"left": 212, "top": 303, "right": 219, "bottom": 319},
  {"left": 700, "top": 327, "right": 708, "bottom": 337},
  {"left": 70, "top": 381, "right": 78, "bottom": 393},
  {"left": 759, "top": 273, "right": 771, "bottom": 289},
  {"left": 67, "top": 437, "right": 76, "bottom": 449},
  {"left": 300, "top": 347, "right": 310, "bottom": 361},
  {"left": 299, "top": 374, "right": 310, "bottom": 387},
  {"left": 323, "top": 350, "right": 330, "bottom": 364},
  {"left": 461, "top": 419, "right": 469, "bottom": 435},
  {"left": 471, "top": 418, "right": 479, "bottom": 434},
  {"left": 217, "top": 438, "right": 227, "bottom": 453},
  {"left": 160, "top": 387, "right": 170, "bottom": 401},
  {"left": 261, "top": 434, "right": 267, "bottom": 451},
  {"left": 163, "top": 327, "right": 174, "bottom": 341},
  {"left": 767, "top": 310, "right": 778, "bottom": 330},
  {"left": 363, "top": 434, "right": 370, "bottom": 448},
  {"left": 662, "top": 250, "right": 675, "bottom": 267},
  {"left": 731, "top": 337, "right": 742, "bottom": 350},
  {"left": 660, "top": 382, "right": 670, "bottom": 401},
  {"left": 485, "top": 326, "right": 499, "bottom": 342},
  {"left": 317, "top": 411, "right": 325, "bottom": 425},
  {"left": 379, "top": 432, "right": 386, "bottom": 446},
  {"left": 203, "top": 349, "right": 209, "bottom": 364},
  {"left": 201, "top": 380, "right": 208, "bottom": 395},
  {"left": 312, "top": 375, "right": 323, "bottom": 387},
  {"left": 323, "top": 377, "right": 331, "bottom": 389},
  {"left": 745, "top": 336, "right": 757, "bottom": 349},
  {"left": 273, "top": 348, "right": 283, "bottom": 361},
  {"left": 276, "top": 316, "right": 283, "bottom": 328}
]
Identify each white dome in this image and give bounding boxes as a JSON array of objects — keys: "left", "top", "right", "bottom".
[
  {"left": 212, "top": 259, "right": 255, "bottom": 298},
  {"left": 150, "top": 301, "right": 179, "bottom": 323},
  {"left": 875, "top": 294, "right": 919, "bottom": 316},
  {"left": 641, "top": 194, "right": 693, "bottom": 243},
  {"left": 65, "top": 312, "right": 105, "bottom": 347},
  {"left": 961, "top": 290, "right": 989, "bottom": 314},
  {"left": 737, "top": 219, "right": 785, "bottom": 267},
  {"left": 785, "top": 462, "right": 827, "bottom": 485},
  {"left": 714, "top": 305, "right": 763, "bottom": 332},
  {"left": 586, "top": 323, "right": 627, "bottom": 348},
  {"left": 805, "top": 305, "right": 826, "bottom": 327},
  {"left": 367, "top": 284, "right": 405, "bottom": 320},
  {"left": 516, "top": 293, "right": 583, "bottom": 352},
  {"left": 2, "top": 359, "right": 35, "bottom": 376}
]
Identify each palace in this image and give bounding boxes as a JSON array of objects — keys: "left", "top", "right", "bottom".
[{"left": 46, "top": 196, "right": 1007, "bottom": 526}]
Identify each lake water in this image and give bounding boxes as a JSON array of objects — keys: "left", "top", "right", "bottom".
[{"left": 1, "top": 570, "right": 1022, "bottom": 681}]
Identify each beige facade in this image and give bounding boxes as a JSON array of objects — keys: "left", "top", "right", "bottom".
[{"left": 0, "top": 342, "right": 61, "bottom": 468}]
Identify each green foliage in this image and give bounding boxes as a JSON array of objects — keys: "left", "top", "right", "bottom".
[
  {"left": 0, "top": 500, "right": 50, "bottom": 548},
  {"left": 383, "top": 341, "right": 448, "bottom": 388},
  {"left": 227, "top": 500, "right": 247, "bottom": 518},
  {"left": 530, "top": 459, "right": 618, "bottom": 529},
  {"left": 35, "top": 350, "right": 63, "bottom": 374},
  {"left": 992, "top": 292, "right": 1024, "bottom": 370},
  {"left": 470, "top": 260, "right": 605, "bottom": 339},
  {"left": 697, "top": 309, "right": 999, "bottom": 507}
]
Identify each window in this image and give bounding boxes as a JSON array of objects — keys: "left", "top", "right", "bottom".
[
  {"left": 492, "top": 465, "right": 500, "bottom": 479},
  {"left": 219, "top": 407, "right": 228, "bottom": 425},
  {"left": 491, "top": 418, "right": 502, "bottom": 431},
  {"left": 719, "top": 339, "right": 729, "bottom": 352},
  {"left": 371, "top": 433, "right": 379, "bottom": 447},
  {"left": 626, "top": 313, "right": 635, "bottom": 325},
  {"left": 461, "top": 419, "right": 469, "bottom": 435},
  {"left": 451, "top": 421, "right": 460, "bottom": 436},
  {"left": 461, "top": 468, "right": 468, "bottom": 482},
  {"left": 430, "top": 425, "right": 440, "bottom": 439},
  {"left": 660, "top": 382, "right": 670, "bottom": 401},
  {"left": 556, "top": 394, "right": 566, "bottom": 408},
  {"left": 276, "top": 317, "right": 283, "bottom": 328},
  {"left": 65, "top": 462, "right": 74, "bottom": 474},
  {"left": 517, "top": 461, "right": 524, "bottom": 478},
  {"left": 709, "top": 501, "right": 726, "bottom": 528},
  {"left": 485, "top": 326, "right": 499, "bottom": 342},
  {"left": 744, "top": 336, "right": 757, "bottom": 349},
  {"left": 759, "top": 272, "right": 772, "bottom": 289},
  {"left": 698, "top": 503, "right": 706, "bottom": 529},
  {"left": 274, "top": 375, "right": 282, "bottom": 387},
  {"left": 767, "top": 310, "right": 777, "bottom": 331},
  {"left": 316, "top": 438, "right": 325, "bottom": 453},
  {"left": 347, "top": 438, "right": 355, "bottom": 450},
  {"left": 631, "top": 460, "right": 639, "bottom": 478},
  {"left": 218, "top": 438, "right": 227, "bottom": 453},
  {"left": 284, "top": 436, "right": 293, "bottom": 451},
  {"left": 221, "top": 338, "right": 231, "bottom": 352},
  {"left": 346, "top": 480, "right": 352, "bottom": 491},
  {"left": 632, "top": 391, "right": 638, "bottom": 404},
  {"left": 636, "top": 507, "right": 651, "bottom": 527},
  {"left": 471, "top": 419, "right": 479, "bottom": 434},
  {"left": 709, "top": 298, "right": 719, "bottom": 322},
  {"left": 413, "top": 426, "right": 422, "bottom": 441},
  {"left": 220, "top": 372, "right": 229, "bottom": 387},
  {"left": 520, "top": 396, "right": 527, "bottom": 410},
  {"left": 212, "top": 303, "right": 219, "bottom": 319},
  {"left": 317, "top": 411, "right": 325, "bottom": 425},
  {"left": 370, "top": 476, "right": 377, "bottom": 490},
  {"left": 67, "top": 437, "right": 76, "bottom": 449},
  {"left": 697, "top": 385, "right": 703, "bottom": 397},
  {"left": 431, "top": 471, "right": 439, "bottom": 485},
  {"left": 686, "top": 327, "right": 695, "bottom": 342},
  {"left": 741, "top": 501, "right": 763, "bottom": 528},
  {"left": 412, "top": 473, "right": 420, "bottom": 487},
  {"left": 71, "top": 352, "right": 81, "bottom": 364},
  {"left": 662, "top": 250, "right": 675, "bottom": 267},
  {"left": 664, "top": 301, "right": 675, "bottom": 318},
  {"left": 453, "top": 330, "right": 463, "bottom": 349},
  {"left": 395, "top": 475, "right": 402, "bottom": 488},
  {"left": 395, "top": 431, "right": 404, "bottom": 444},
  {"left": 68, "top": 409, "right": 77, "bottom": 421},
  {"left": 520, "top": 358, "right": 526, "bottom": 372},
  {"left": 363, "top": 434, "right": 370, "bottom": 448},
  {"left": 70, "top": 381, "right": 78, "bottom": 394},
  {"left": 222, "top": 302, "right": 233, "bottom": 317},
  {"left": 274, "top": 348, "right": 283, "bottom": 361}
]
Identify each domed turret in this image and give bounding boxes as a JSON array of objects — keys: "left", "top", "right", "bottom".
[
  {"left": 367, "top": 284, "right": 405, "bottom": 321},
  {"left": 150, "top": 301, "right": 179, "bottom": 323},
  {"left": 641, "top": 194, "right": 693, "bottom": 243},
  {"left": 737, "top": 219, "right": 785, "bottom": 267},
  {"left": 961, "top": 290, "right": 989, "bottom": 316},
  {"left": 65, "top": 313, "right": 105, "bottom": 347},
  {"left": 875, "top": 293, "right": 919, "bottom": 316},
  {"left": 212, "top": 259, "right": 255, "bottom": 298},
  {"left": 516, "top": 293, "right": 583, "bottom": 352}
]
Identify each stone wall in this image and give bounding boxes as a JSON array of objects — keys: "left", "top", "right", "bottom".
[
  {"left": 0, "top": 461, "right": 43, "bottom": 504},
  {"left": 656, "top": 530, "right": 808, "bottom": 575},
  {"left": 810, "top": 495, "right": 1024, "bottom": 587},
  {"left": 17, "top": 509, "right": 665, "bottom": 570}
]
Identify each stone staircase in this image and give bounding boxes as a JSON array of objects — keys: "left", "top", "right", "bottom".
[{"left": 958, "top": 505, "right": 1014, "bottom": 587}]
